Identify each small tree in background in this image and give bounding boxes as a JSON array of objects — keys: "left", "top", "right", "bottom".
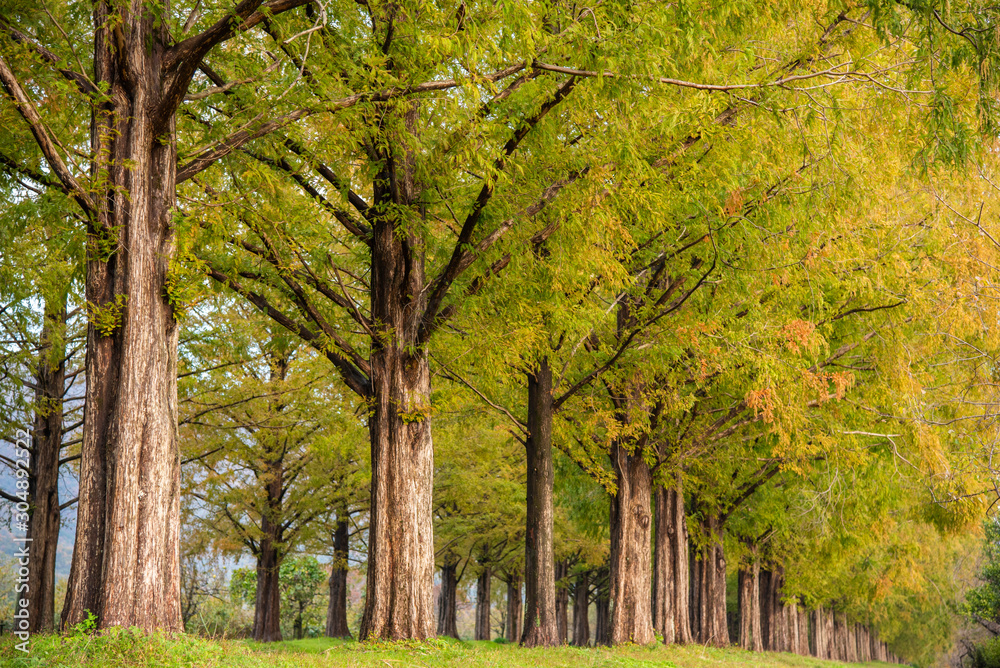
[
  {"left": 282, "top": 557, "right": 326, "bottom": 640},
  {"left": 231, "top": 555, "right": 326, "bottom": 640}
]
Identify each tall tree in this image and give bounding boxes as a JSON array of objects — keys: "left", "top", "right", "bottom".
[
  {"left": 0, "top": 211, "right": 84, "bottom": 632},
  {"left": 180, "top": 320, "right": 357, "bottom": 641},
  {"left": 0, "top": 0, "right": 322, "bottom": 630}
]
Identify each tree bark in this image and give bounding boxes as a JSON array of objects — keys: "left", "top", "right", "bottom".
[
  {"left": 712, "top": 526, "right": 729, "bottom": 648},
  {"left": 759, "top": 569, "right": 772, "bottom": 650},
  {"left": 436, "top": 560, "right": 460, "bottom": 639},
  {"left": 797, "top": 606, "right": 809, "bottom": 655},
  {"left": 326, "top": 516, "right": 352, "bottom": 638},
  {"left": 762, "top": 566, "right": 787, "bottom": 651},
  {"left": 693, "top": 513, "right": 728, "bottom": 647},
  {"left": 572, "top": 571, "right": 590, "bottom": 647},
  {"left": 689, "top": 545, "right": 700, "bottom": 642},
  {"left": 253, "top": 440, "right": 285, "bottom": 642},
  {"left": 787, "top": 601, "right": 799, "bottom": 655},
  {"left": 555, "top": 560, "right": 569, "bottom": 644},
  {"left": 506, "top": 575, "right": 522, "bottom": 642},
  {"left": 359, "top": 143, "right": 435, "bottom": 639},
  {"left": 609, "top": 438, "right": 654, "bottom": 645},
  {"left": 475, "top": 567, "right": 491, "bottom": 641},
  {"left": 653, "top": 484, "right": 691, "bottom": 644},
  {"left": 824, "top": 608, "right": 835, "bottom": 659},
  {"left": 253, "top": 534, "right": 283, "bottom": 642},
  {"left": 772, "top": 568, "right": 786, "bottom": 652},
  {"left": 61, "top": 3, "right": 182, "bottom": 632},
  {"left": 652, "top": 487, "right": 672, "bottom": 643},
  {"left": 595, "top": 586, "right": 611, "bottom": 646},
  {"left": 737, "top": 558, "right": 762, "bottom": 652},
  {"left": 521, "top": 358, "right": 558, "bottom": 647},
  {"left": 809, "top": 607, "right": 823, "bottom": 658},
  {"left": 18, "top": 295, "right": 65, "bottom": 632},
  {"left": 846, "top": 618, "right": 858, "bottom": 662},
  {"left": 834, "top": 610, "right": 847, "bottom": 661}
]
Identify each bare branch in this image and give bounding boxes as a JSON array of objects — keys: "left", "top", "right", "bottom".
[{"left": 531, "top": 59, "right": 865, "bottom": 93}]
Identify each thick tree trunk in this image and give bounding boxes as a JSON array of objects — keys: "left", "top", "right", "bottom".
[
  {"left": 759, "top": 569, "right": 772, "bottom": 650},
  {"left": 652, "top": 487, "right": 670, "bottom": 643},
  {"left": 475, "top": 567, "right": 491, "bottom": 641},
  {"left": 689, "top": 546, "right": 701, "bottom": 642},
  {"left": 254, "top": 536, "right": 283, "bottom": 642},
  {"left": 506, "top": 576, "right": 522, "bottom": 642},
  {"left": 787, "top": 601, "right": 799, "bottom": 655},
  {"left": 595, "top": 587, "right": 611, "bottom": 646},
  {"left": 711, "top": 526, "right": 729, "bottom": 647},
  {"left": 438, "top": 561, "right": 460, "bottom": 640},
  {"left": 834, "top": 611, "right": 848, "bottom": 661},
  {"left": 253, "top": 446, "right": 284, "bottom": 642},
  {"left": 762, "top": 566, "right": 787, "bottom": 651},
  {"left": 436, "top": 560, "right": 460, "bottom": 639},
  {"left": 846, "top": 618, "right": 858, "bottom": 662},
  {"left": 808, "top": 608, "right": 817, "bottom": 657},
  {"left": 797, "top": 606, "right": 809, "bottom": 655},
  {"left": 609, "top": 438, "right": 654, "bottom": 645},
  {"left": 360, "top": 169, "right": 435, "bottom": 639},
  {"left": 652, "top": 484, "right": 691, "bottom": 645},
  {"left": 737, "top": 558, "right": 762, "bottom": 651},
  {"left": 521, "top": 359, "right": 558, "bottom": 647},
  {"left": 18, "top": 296, "right": 65, "bottom": 632},
  {"left": 326, "top": 516, "right": 352, "bottom": 638},
  {"left": 773, "top": 569, "right": 786, "bottom": 651},
  {"left": 824, "top": 608, "right": 835, "bottom": 659},
  {"left": 813, "top": 608, "right": 824, "bottom": 658},
  {"left": 672, "top": 489, "right": 692, "bottom": 645},
  {"left": 693, "top": 514, "right": 728, "bottom": 647},
  {"left": 62, "top": 4, "right": 181, "bottom": 632},
  {"left": 572, "top": 571, "right": 590, "bottom": 647},
  {"left": 248, "top": 357, "right": 291, "bottom": 641},
  {"left": 555, "top": 560, "right": 569, "bottom": 644}
]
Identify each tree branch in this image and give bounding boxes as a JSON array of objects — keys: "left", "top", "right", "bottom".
[
  {"left": 204, "top": 263, "right": 372, "bottom": 397},
  {"left": 531, "top": 59, "right": 858, "bottom": 93},
  {"left": 420, "top": 75, "right": 578, "bottom": 343},
  {"left": 0, "top": 17, "right": 100, "bottom": 96},
  {"left": 159, "top": 0, "right": 312, "bottom": 125},
  {"left": 0, "top": 54, "right": 95, "bottom": 215},
  {"left": 419, "top": 169, "right": 584, "bottom": 344},
  {"left": 177, "top": 63, "right": 528, "bottom": 182}
]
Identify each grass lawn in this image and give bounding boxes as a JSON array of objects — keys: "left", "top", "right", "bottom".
[{"left": 0, "top": 633, "right": 898, "bottom": 668}]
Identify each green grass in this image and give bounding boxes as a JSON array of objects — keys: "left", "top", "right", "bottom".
[{"left": 0, "top": 633, "right": 898, "bottom": 668}]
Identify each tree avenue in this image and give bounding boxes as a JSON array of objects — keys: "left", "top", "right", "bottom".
[{"left": 3, "top": 0, "right": 1000, "bottom": 661}]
